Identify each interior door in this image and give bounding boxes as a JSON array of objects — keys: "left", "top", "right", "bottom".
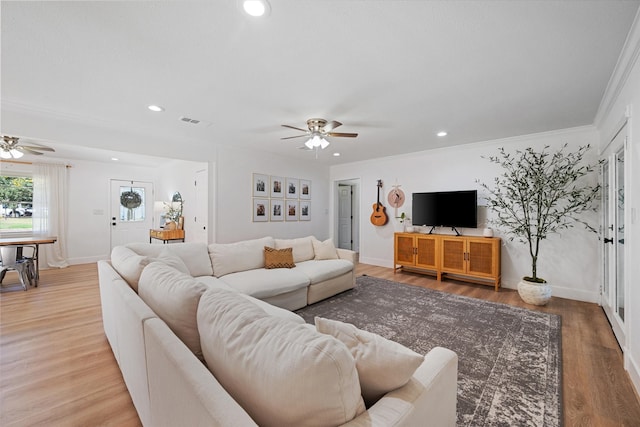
[
  {"left": 110, "top": 180, "right": 154, "bottom": 249},
  {"left": 193, "top": 169, "right": 208, "bottom": 244},
  {"left": 601, "top": 125, "right": 627, "bottom": 348},
  {"left": 338, "top": 184, "right": 353, "bottom": 250}
]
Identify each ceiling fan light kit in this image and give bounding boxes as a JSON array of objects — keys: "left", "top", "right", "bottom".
[
  {"left": 282, "top": 118, "right": 358, "bottom": 154},
  {"left": 1, "top": 135, "right": 56, "bottom": 159}
]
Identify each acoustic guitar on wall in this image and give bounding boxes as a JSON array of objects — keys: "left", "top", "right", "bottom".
[{"left": 370, "top": 179, "right": 388, "bottom": 226}]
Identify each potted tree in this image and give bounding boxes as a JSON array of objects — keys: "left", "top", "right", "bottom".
[{"left": 479, "top": 144, "right": 600, "bottom": 305}]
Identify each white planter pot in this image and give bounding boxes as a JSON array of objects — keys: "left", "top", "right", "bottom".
[{"left": 517, "top": 279, "right": 552, "bottom": 306}]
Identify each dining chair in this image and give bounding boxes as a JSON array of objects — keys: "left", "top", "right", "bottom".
[
  {"left": 0, "top": 246, "right": 34, "bottom": 291},
  {"left": 18, "top": 245, "right": 38, "bottom": 287}
]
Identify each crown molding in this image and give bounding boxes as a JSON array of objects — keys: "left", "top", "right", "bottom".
[{"left": 594, "top": 8, "right": 640, "bottom": 127}]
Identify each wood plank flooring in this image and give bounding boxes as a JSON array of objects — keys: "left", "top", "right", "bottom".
[{"left": 1, "top": 263, "right": 639, "bottom": 426}]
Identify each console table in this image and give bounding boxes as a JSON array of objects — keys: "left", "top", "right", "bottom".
[{"left": 149, "top": 229, "right": 185, "bottom": 244}]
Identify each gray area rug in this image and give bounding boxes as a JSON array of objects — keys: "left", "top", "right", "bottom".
[{"left": 295, "top": 275, "right": 562, "bottom": 426}]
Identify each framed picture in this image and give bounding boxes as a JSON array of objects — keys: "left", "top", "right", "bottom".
[
  {"left": 299, "top": 200, "right": 311, "bottom": 221},
  {"left": 285, "top": 200, "right": 298, "bottom": 221},
  {"left": 286, "top": 178, "right": 299, "bottom": 199},
  {"left": 270, "top": 199, "right": 284, "bottom": 221},
  {"left": 253, "top": 198, "right": 269, "bottom": 222},
  {"left": 299, "top": 179, "right": 311, "bottom": 200},
  {"left": 253, "top": 173, "right": 268, "bottom": 197},
  {"left": 270, "top": 176, "right": 284, "bottom": 198}
]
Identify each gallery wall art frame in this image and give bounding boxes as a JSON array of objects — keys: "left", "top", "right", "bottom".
[
  {"left": 252, "top": 198, "right": 269, "bottom": 222},
  {"left": 253, "top": 173, "right": 268, "bottom": 197},
  {"left": 299, "top": 200, "right": 311, "bottom": 221},
  {"left": 270, "top": 176, "right": 284, "bottom": 198},
  {"left": 300, "top": 179, "right": 311, "bottom": 200},
  {"left": 286, "top": 178, "right": 299, "bottom": 199},
  {"left": 286, "top": 200, "right": 299, "bottom": 221},
  {"left": 270, "top": 199, "right": 284, "bottom": 221}
]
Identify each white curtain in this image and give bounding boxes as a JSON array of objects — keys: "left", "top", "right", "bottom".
[{"left": 32, "top": 163, "right": 69, "bottom": 268}]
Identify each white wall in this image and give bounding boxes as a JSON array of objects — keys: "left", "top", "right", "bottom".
[
  {"left": 215, "top": 146, "right": 330, "bottom": 243},
  {"left": 67, "top": 159, "right": 161, "bottom": 264},
  {"left": 155, "top": 159, "right": 209, "bottom": 242},
  {"left": 330, "top": 126, "right": 601, "bottom": 302},
  {"left": 595, "top": 10, "right": 640, "bottom": 398}
]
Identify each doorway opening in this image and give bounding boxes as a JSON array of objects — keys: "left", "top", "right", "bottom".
[{"left": 335, "top": 179, "right": 360, "bottom": 253}]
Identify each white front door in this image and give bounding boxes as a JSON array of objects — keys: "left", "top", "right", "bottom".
[{"left": 110, "top": 180, "right": 154, "bottom": 249}]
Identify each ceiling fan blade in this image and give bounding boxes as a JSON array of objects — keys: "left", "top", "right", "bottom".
[
  {"left": 327, "top": 132, "right": 358, "bottom": 138},
  {"left": 323, "top": 121, "right": 342, "bottom": 132},
  {"left": 281, "top": 134, "right": 310, "bottom": 140},
  {"left": 19, "top": 147, "right": 44, "bottom": 155},
  {"left": 20, "top": 144, "right": 55, "bottom": 152},
  {"left": 281, "top": 124, "right": 309, "bottom": 133}
]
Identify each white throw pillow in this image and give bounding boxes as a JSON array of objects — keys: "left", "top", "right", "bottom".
[
  {"left": 161, "top": 243, "right": 213, "bottom": 277},
  {"left": 312, "top": 238, "right": 339, "bottom": 260},
  {"left": 198, "top": 288, "right": 366, "bottom": 427},
  {"left": 155, "top": 247, "right": 190, "bottom": 275},
  {"left": 110, "top": 245, "right": 151, "bottom": 292},
  {"left": 138, "top": 262, "right": 208, "bottom": 360},
  {"left": 275, "top": 236, "right": 315, "bottom": 262},
  {"left": 208, "top": 236, "right": 275, "bottom": 277},
  {"left": 315, "top": 317, "right": 425, "bottom": 405}
]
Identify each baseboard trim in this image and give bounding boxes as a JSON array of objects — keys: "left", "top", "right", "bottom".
[
  {"left": 359, "top": 257, "right": 394, "bottom": 268},
  {"left": 67, "top": 255, "right": 106, "bottom": 265},
  {"left": 550, "top": 285, "right": 600, "bottom": 304},
  {"left": 626, "top": 351, "right": 640, "bottom": 402}
]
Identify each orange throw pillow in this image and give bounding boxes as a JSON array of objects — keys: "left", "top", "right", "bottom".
[{"left": 264, "top": 246, "right": 296, "bottom": 269}]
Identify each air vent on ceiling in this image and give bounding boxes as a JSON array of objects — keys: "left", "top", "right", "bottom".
[{"left": 180, "top": 116, "right": 201, "bottom": 124}]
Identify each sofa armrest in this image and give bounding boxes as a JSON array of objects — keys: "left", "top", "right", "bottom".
[
  {"left": 336, "top": 248, "right": 357, "bottom": 264},
  {"left": 340, "top": 347, "right": 458, "bottom": 427},
  {"left": 144, "top": 318, "right": 258, "bottom": 427}
]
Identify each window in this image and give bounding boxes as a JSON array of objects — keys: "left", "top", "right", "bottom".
[{"left": 0, "top": 175, "right": 33, "bottom": 233}]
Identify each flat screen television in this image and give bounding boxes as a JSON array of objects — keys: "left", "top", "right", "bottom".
[{"left": 412, "top": 190, "right": 477, "bottom": 231}]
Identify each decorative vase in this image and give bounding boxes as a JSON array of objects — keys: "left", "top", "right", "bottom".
[
  {"left": 404, "top": 225, "right": 414, "bottom": 233},
  {"left": 483, "top": 228, "right": 493, "bottom": 237},
  {"left": 517, "top": 279, "right": 552, "bottom": 306},
  {"left": 166, "top": 221, "right": 177, "bottom": 230}
]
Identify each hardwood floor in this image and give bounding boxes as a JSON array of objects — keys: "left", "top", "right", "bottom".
[{"left": 1, "top": 263, "right": 639, "bottom": 426}]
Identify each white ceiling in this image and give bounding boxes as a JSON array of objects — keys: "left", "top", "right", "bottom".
[{"left": 2, "top": 1, "right": 639, "bottom": 166}]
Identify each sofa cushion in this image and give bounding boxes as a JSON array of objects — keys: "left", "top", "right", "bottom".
[
  {"left": 315, "top": 317, "right": 424, "bottom": 406},
  {"left": 312, "top": 238, "right": 339, "bottom": 260},
  {"left": 110, "top": 245, "right": 151, "bottom": 292},
  {"left": 295, "top": 259, "right": 354, "bottom": 284},
  {"left": 155, "top": 248, "right": 190, "bottom": 275},
  {"left": 264, "top": 246, "right": 295, "bottom": 269},
  {"left": 238, "top": 293, "right": 306, "bottom": 324},
  {"left": 274, "top": 236, "right": 315, "bottom": 262},
  {"left": 208, "top": 236, "right": 275, "bottom": 277},
  {"left": 218, "top": 268, "right": 309, "bottom": 299},
  {"left": 198, "top": 288, "right": 366, "bottom": 427},
  {"left": 126, "top": 242, "right": 214, "bottom": 277},
  {"left": 138, "top": 262, "right": 208, "bottom": 361}
]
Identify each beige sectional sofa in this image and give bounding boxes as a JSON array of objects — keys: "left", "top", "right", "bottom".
[{"left": 98, "top": 236, "right": 458, "bottom": 426}]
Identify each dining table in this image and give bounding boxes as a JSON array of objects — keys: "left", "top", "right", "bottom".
[{"left": 0, "top": 235, "right": 58, "bottom": 286}]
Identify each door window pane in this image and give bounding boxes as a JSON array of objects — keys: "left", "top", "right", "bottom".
[{"left": 119, "top": 187, "right": 146, "bottom": 222}]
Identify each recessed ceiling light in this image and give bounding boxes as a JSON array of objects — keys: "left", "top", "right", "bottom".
[
  {"left": 437, "top": 131, "right": 448, "bottom": 137},
  {"left": 147, "top": 105, "right": 164, "bottom": 112},
  {"left": 333, "top": 152, "right": 341, "bottom": 157},
  {"left": 111, "top": 157, "right": 119, "bottom": 161},
  {"left": 242, "top": 0, "right": 270, "bottom": 17}
]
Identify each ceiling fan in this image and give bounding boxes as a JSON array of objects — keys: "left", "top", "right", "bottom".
[
  {"left": 1, "top": 135, "right": 56, "bottom": 159},
  {"left": 281, "top": 118, "right": 358, "bottom": 150}
]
